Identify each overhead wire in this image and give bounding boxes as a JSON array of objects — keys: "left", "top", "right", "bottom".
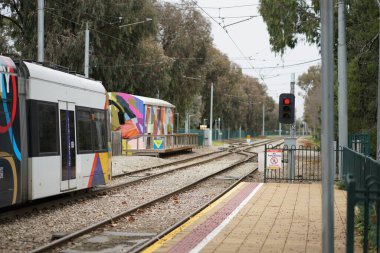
[
  {"left": 45, "top": 10, "right": 135, "bottom": 46},
  {"left": 53, "top": 0, "right": 122, "bottom": 25},
  {"left": 189, "top": 0, "right": 265, "bottom": 82},
  {"left": 241, "top": 59, "right": 321, "bottom": 70}
]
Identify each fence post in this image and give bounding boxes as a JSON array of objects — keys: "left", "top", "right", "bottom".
[
  {"left": 346, "top": 176, "right": 356, "bottom": 253},
  {"left": 264, "top": 144, "right": 267, "bottom": 183}
]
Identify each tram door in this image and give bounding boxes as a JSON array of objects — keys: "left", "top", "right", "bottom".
[{"left": 59, "top": 101, "right": 77, "bottom": 191}]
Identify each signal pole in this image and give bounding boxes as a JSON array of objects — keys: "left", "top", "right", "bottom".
[{"left": 290, "top": 73, "right": 295, "bottom": 138}]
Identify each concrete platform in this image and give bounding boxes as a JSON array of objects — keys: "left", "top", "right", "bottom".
[{"left": 143, "top": 183, "right": 347, "bottom": 253}]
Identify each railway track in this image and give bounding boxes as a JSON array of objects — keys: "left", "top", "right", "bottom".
[
  {"left": 27, "top": 138, "right": 282, "bottom": 253},
  {"left": 0, "top": 138, "right": 282, "bottom": 252},
  {"left": 111, "top": 138, "right": 271, "bottom": 178},
  {"left": 0, "top": 139, "right": 274, "bottom": 219}
]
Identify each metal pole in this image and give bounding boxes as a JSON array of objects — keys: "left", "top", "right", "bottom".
[
  {"left": 321, "top": 1, "right": 335, "bottom": 252},
  {"left": 185, "top": 113, "right": 189, "bottom": 133},
  {"left": 209, "top": 83, "right": 213, "bottom": 146},
  {"left": 338, "top": 0, "right": 348, "bottom": 175},
  {"left": 290, "top": 73, "right": 295, "bottom": 138},
  {"left": 377, "top": 0, "right": 380, "bottom": 160},
  {"left": 37, "top": 0, "right": 44, "bottom": 62},
  {"left": 262, "top": 103, "right": 265, "bottom": 136},
  {"left": 84, "top": 22, "right": 90, "bottom": 78},
  {"left": 279, "top": 123, "right": 282, "bottom": 136},
  {"left": 218, "top": 117, "right": 221, "bottom": 141},
  {"left": 177, "top": 114, "right": 179, "bottom": 133}
]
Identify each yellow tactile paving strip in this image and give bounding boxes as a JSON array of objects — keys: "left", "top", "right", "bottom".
[{"left": 150, "top": 183, "right": 347, "bottom": 253}]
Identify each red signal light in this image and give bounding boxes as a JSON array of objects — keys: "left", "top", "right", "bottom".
[{"left": 283, "top": 98, "right": 291, "bottom": 105}]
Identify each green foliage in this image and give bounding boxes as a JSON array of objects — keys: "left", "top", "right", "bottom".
[
  {"left": 335, "top": 180, "right": 346, "bottom": 190},
  {"left": 259, "top": 0, "right": 320, "bottom": 55},
  {"left": 0, "top": 0, "right": 279, "bottom": 134},
  {"left": 354, "top": 203, "right": 379, "bottom": 252}
]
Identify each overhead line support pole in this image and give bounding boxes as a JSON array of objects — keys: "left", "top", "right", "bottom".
[
  {"left": 338, "top": 0, "right": 348, "bottom": 176},
  {"left": 377, "top": 0, "right": 380, "bottom": 160},
  {"left": 321, "top": 0, "right": 335, "bottom": 252},
  {"left": 209, "top": 83, "right": 213, "bottom": 146},
  {"left": 37, "top": 0, "right": 44, "bottom": 62},
  {"left": 84, "top": 22, "right": 90, "bottom": 78}
]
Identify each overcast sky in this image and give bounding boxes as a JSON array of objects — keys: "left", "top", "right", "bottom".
[{"left": 165, "top": 0, "right": 321, "bottom": 119}]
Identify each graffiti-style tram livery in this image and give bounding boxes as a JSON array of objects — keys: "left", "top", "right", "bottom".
[{"left": 0, "top": 56, "right": 111, "bottom": 208}]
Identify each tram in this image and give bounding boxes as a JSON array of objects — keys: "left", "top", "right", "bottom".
[{"left": 0, "top": 56, "right": 111, "bottom": 208}]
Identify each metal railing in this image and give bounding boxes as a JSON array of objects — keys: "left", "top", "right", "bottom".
[
  {"left": 264, "top": 144, "right": 342, "bottom": 182},
  {"left": 348, "top": 133, "right": 371, "bottom": 156},
  {"left": 123, "top": 133, "right": 198, "bottom": 152},
  {"left": 345, "top": 147, "right": 380, "bottom": 252}
]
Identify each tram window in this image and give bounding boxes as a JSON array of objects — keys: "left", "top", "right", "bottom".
[
  {"left": 76, "top": 109, "right": 93, "bottom": 152},
  {"left": 28, "top": 100, "right": 59, "bottom": 157},
  {"left": 93, "top": 110, "right": 107, "bottom": 151},
  {"left": 39, "top": 103, "right": 59, "bottom": 153},
  {"left": 76, "top": 107, "right": 107, "bottom": 153}
]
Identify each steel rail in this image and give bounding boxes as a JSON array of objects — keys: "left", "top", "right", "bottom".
[
  {"left": 112, "top": 138, "right": 273, "bottom": 178},
  {"left": 1, "top": 139, "right": 280, "bottom": 219},
  {"left": 102, "top": 139, "right": 282, "bottom": 193},
  {"left": 30, "top": 150, "right": 258, "bottom": 252},
  {"left": 131, "top": 166, "right": 259, "bottom": 253}
]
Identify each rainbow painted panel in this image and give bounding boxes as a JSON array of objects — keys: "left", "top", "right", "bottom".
[
  {"left": 0, "top": 56, "right": 21, "bottom": 208},
  {"left": 109, "top": 92, "right": 174, "bottom": 139},
  {"left": 87, "top": 152, "right": 109, "bottom": 187},
  {"left": 109, "top": 92, "right": 144, "bottom": 139}
]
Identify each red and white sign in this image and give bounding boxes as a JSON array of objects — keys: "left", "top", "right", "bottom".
[{"left": 266, "top": 149, "right": 283, "bottom": 170}]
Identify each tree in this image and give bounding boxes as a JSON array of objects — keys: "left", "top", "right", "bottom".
[
  {"left": 259, "top": 0, "right": 320, "bottom": 55},
  {"left": 297, "top": 65, "right": 321, "bottom": 134},
  {"left": 157, "top": 2, "right": 212, "bottom": 118}
]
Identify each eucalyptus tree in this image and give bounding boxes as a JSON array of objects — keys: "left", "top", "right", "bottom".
[{"left": 157, "top": 1, "right": 212, "bottom": 118}]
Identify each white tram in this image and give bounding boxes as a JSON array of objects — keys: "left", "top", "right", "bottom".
[{"left": 0, "top": 56, "right": 111, "bottom": 208}]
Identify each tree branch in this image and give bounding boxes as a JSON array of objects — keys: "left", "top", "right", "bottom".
[
  {"left": 0, "top": 14, "right": 23, "bottom": 31},
  {"left": 11, "top": 0, "right": 23, "bottom": 24}
]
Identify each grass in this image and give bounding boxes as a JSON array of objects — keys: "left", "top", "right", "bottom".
[
  {"left": 212, "top": 141, "right": 226, "bottom": 147},
  {"left": 305, "top": 135, "right": 320, "bottom": 148}
]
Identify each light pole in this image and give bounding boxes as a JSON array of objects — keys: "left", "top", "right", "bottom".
[
  {"left": 218, "top": 117, "right": 221, "bottom": 141},
  {"left": 377, "top": 0, "right": 380, "bottom": 160},
  {"left": 210, "top": 83, "right": 214, "bottom": 146},
  {"left": 174, "top": 113, "right": 179, "bottom": 133},
  {"left": 119, "top": 18, "right": 152, "bottom": 28},
  {"left": 188, "top": 114, "right": 195, "bottom": 132},
  {"left": 84, "top": 18, "right": 152, "bottom": 78},
  {"left": 262, "top": 103, "right": 265, "bottom": 136}
]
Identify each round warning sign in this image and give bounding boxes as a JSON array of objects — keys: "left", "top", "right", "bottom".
[{"left": 266, "top": 149, "right": 282, "bottom": 170}]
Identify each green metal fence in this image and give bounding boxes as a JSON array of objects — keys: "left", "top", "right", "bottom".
[
  {"left": 344, "top": 147, "right": 380, "bottom": 253},
  {"left": 348, "top": 133, "right": 371, "bottom": 156},
  {"left": 264, "top": 144, "right": 341, "bottom": 182},
  {"left": 179, "top": 129, "right": 256, "bottom": 143}
]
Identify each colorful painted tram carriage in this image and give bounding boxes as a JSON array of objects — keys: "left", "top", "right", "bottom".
[
  {"left": 108, "top": 92, "right": 175, "bottom": 150},
  {"left": 0, "top": 56, "right": 111, "bottom": 208}
]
